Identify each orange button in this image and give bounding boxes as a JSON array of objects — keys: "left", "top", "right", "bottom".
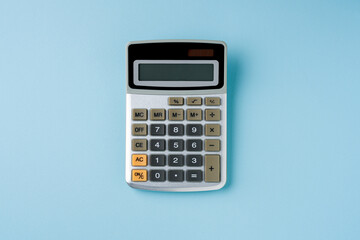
[
  {"left": 132, "top": 169, "right": 147, "bottom": 182},
  {"left": 132, "top": 154, "right": 148, "bottom": 166}
]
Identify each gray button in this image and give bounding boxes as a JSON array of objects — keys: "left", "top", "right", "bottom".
[
  {"left": 150, "top": 124, "right": 166, "bottom": 136},
  {"left": 186, "top": 155, "right": 203, "bottom": 166},
  {"left": 186, "top": 124, "right": 203, "bottom": 136},
  {"left": 168, "top": 155, "right": 184, "bottom": 166},
  {"left": 168, "top": 170, "right": 184, "bottom": 182},
  {"left": 150, "top": 170, "right": 166, "bottom": 182},
  {"left": 186, "top": 170, "right": 203, "bottom": 182},
  {"left": 168, "top": 124, "right": 184, "bottom": 136},
  {"left": 150, "top": 155, "right": 166, "bottom": 166},
  {"left": 168, "top": 139, "right": 184, "bottom": 151},
  {"left": 150, "top": 139, "right": 166, "bottom": 151},
  {"left": 186, "top": 139, "right": 202, "bottom": 151}
]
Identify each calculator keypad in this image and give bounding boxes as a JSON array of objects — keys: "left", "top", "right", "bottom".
[{"left": 130, "top": 96, "right": 223, "bottom": 184}]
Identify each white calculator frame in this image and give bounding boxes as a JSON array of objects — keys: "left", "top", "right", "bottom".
[{"left": 126, "top": 40, "right": 227, "bottom": 192}]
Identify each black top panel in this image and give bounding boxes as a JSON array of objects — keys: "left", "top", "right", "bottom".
[{"left": 128, "top": 42, "right": 225, "bottom": 90}]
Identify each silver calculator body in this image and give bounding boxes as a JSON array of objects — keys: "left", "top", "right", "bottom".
[{"left": 126, "top": 40, "right": 227, "bottom": 192}]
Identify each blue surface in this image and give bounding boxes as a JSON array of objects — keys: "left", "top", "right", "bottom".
[{"left": 1, "top": 0, "right": 360, "bottom": 239}]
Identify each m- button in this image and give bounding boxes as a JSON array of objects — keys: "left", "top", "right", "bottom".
[
  {"left": 168, "top": 109, "right": 184, "bottom": 121},
  {"left": 150, "top": 109, "right": 166, "bottom": 121}
]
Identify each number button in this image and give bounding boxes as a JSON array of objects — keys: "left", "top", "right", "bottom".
[
  {"left": 186, "top": 139, "right": 203, "bottom": 151},
  {"left": 186, "top": 124, "right": 203, "bottom": 136},
  {"left": 150, "top": 124, "right": 166, "bottom": 136},
  {"left": 168, "top": 155, "right": 184, "bottom": 166},
  {"left": 150, "top": 155, "right": 166, "bottom": 166},
  {"left": 186, "top": 155, "right": 203, "bottom": 166},
  {"left": 168, "top": 170, "right": 184, "bottom": 182},
  {"left": 168, "top": 139, "right": 184, "bottom": 151},
  {"left": 150, "top": 139, "right": 166, "bottom": 151},
  {"left": 150, "top": 170, "right": 166, "bottom": 182},
  {"left": 186, "top": 170, "right": 203, "bottom": 182},
  {"left": 168, "top": 124, "right": 184, "bottom": 136}
]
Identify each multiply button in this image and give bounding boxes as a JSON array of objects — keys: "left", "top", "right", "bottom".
[
  {"left": 205, "top": 124, "right": 221, "bottom": 136},
  {"left": 205, "top": 109, "right": 221, "bottom": 121},
  {"left": 132, "top": 154, "right": 147, "bottom": 166},
  {"left": 186, "top": 109, "right": 202, "bottom": 121},
  {"left": 132, "top": 124, "right": 147, "bottom": 136},
  {"left": 205, "top": 97, "right": 221, "bottom": 106},
  {"left": 132, "top": 169, "right": 147, "bottom": 182},
  {"left": 205, "top": 155, "right": 220, "bottom": 182},
  {"left": 168, "top": 97, "right": 184, "bottom": 106},
  {"left": 150, "top": 109, "right": 166, "bottom": 120},
  {"left": 132, "top": 139, "right": 147, "bottom": 151},
  {"left": 132, "top": 109, "right": 147, "bottom": 120}
]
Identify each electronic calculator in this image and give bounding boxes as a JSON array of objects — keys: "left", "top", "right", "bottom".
[{"left": 126, "top": 40, "right": 227, "bottom": 191}]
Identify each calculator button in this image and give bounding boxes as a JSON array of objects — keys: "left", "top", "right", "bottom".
[
  {"left": 168, "top": 170, "right": 184, "bottom": 182},
  {"left": 186, "top": 124, "right": 203, "bottom": 136},
  {"left": 150, "top": 139, "right": 166, "bottom": 151},
  {"left": 186, "top": 155, "right": 203, "bottom": 166},
  {"left": 186, "top": 139, "right": 203, "bottom": 151},
  {"left": 150, "top": 170, "right": 166, "bottom": 182},
  {"left": 186, "top": 170, "right": 203, "bottom": 182},
  {"left": 132, "top": 169, "right": 147, "bottom": 182},
  {"left": 168, "top": 155, "right": 184, "bottom": 166},
  {"left": 205, "top": 97, "right": 221, "bottom": 106},
  {"left": 150, "top": 154, "right": 166, "bottom": 166},
  {"left": 187, "top": 97, "right": 202, "bottom": 106},
  {"left": 168, "top": 97, "right": 184, "bottom": 106},
  {"left": 132, "top": 109, "right": 147, "bottom": 121},
  {"left": 150, "top": 109, "right": 166, "bottom": 121},
  {"left": 168, "top": 109, "right": 184, "bottom": 121},
  {"left": 205, "top": 124, "right": 221, "bottom": 136},
  {"left": 132, "top": 139, "right": 147, "bottom": 151},
  {"left": 186, "top": 109, "right": 202, "bottom": 121},
  {"left": 132, "top": 154, "right": 147, "bottom": 166},
  {"left": 168, "top": 139, "right": 184, "bottom": 151},
  {"left": 205, "top": 155, "right": 220, "bottom": 182},
  {"left": 205, "top": 109, "right": 221, "bottom": 121},
  {"left": 204, "top": 139, "right": 221, "bottom": 151},
  {"left": 150, "top": 124, "right": 166, "bottom": 136},
  {"left": 132, "top": 124, "right": 147, "bottom": 136},
  {"left": 168, "top": 124, "right": 184, "bottom": 136}
]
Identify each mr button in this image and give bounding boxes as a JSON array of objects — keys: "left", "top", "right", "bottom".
[{"left": 150, "top": 109, "right": 166, "bottom": 121}]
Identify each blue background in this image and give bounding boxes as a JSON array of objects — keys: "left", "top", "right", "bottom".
[{"left": 1, "top": 0, "right": 359, "bottom": 239}]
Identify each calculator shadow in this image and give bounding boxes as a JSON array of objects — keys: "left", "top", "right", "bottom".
[{"left": 221, "top": 54, "right": 245, "bottom": 191}]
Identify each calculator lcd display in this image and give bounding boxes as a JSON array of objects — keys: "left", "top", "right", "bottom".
[{"left": 139, "top": 64, "right": 214, "bottom": 81}]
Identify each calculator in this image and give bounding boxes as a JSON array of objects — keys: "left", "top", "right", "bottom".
[{"left": 126, "top": 40, "right": 227, "bottom": 191}]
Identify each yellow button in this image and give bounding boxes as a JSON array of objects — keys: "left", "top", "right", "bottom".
[
  {"left": 132, "top": 154, "right": 147, "bottom": 166},
  {"left": 132, "top": 169, "right": 147, "bottom": 182}
]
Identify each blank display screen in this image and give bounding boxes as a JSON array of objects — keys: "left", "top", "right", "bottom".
[{"left": 139, "top": 64, "right": 214, "bottom": 81}]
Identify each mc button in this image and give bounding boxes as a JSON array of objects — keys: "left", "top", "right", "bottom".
[{"left": 132, "top": 109, "right": 147, "bottom": 121}]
